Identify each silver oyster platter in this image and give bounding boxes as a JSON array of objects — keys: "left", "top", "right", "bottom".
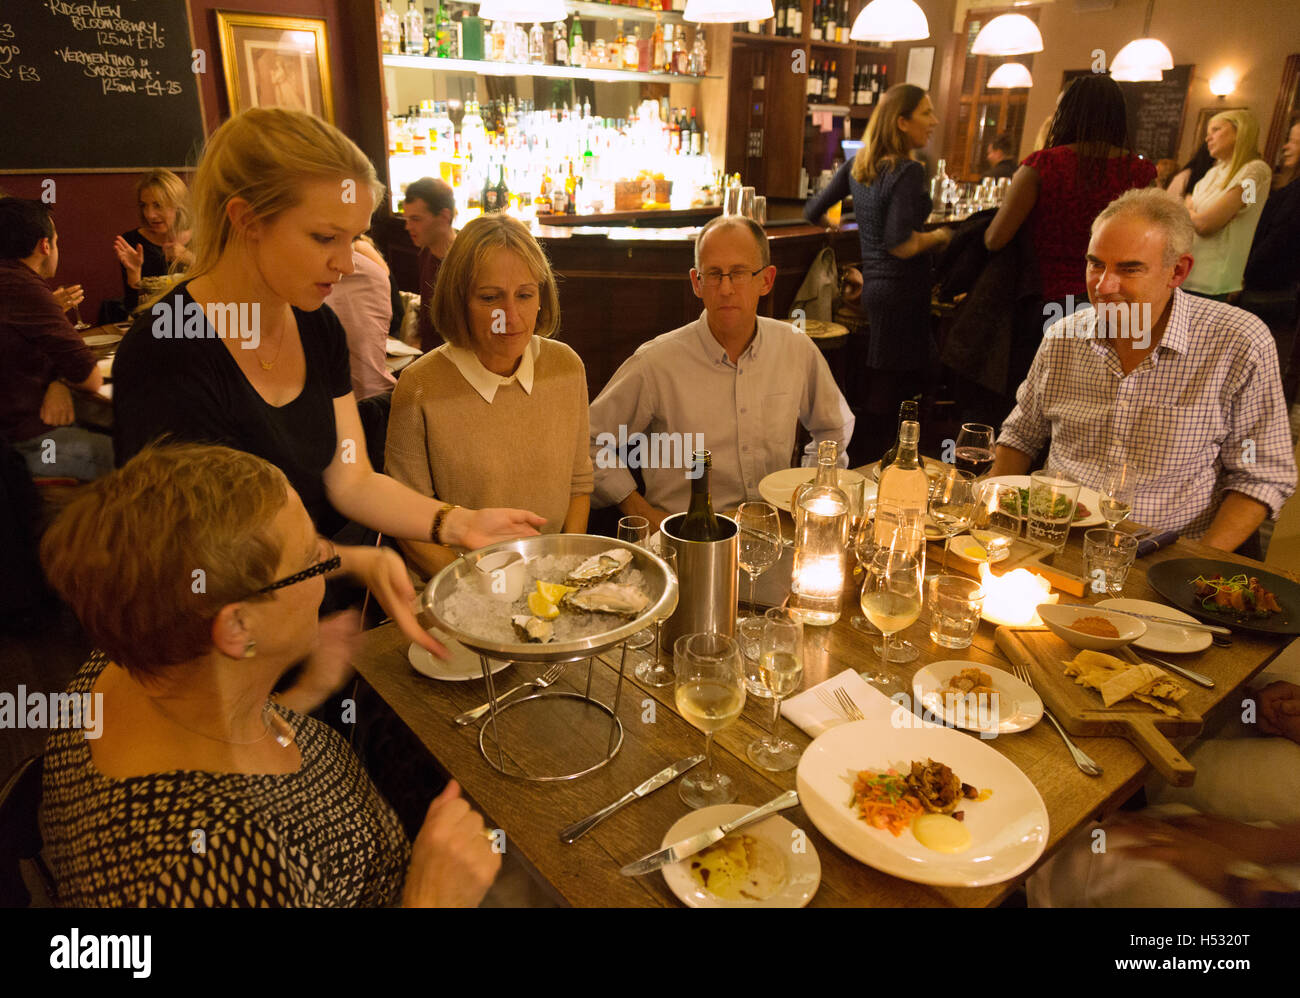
[{"left": 418, "top": 533, "right": 679, "bottom": 664}]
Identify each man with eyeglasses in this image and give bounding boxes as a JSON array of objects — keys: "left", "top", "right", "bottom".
[{"left": 589, "top": 215, "right": 853, "bottom": 531}]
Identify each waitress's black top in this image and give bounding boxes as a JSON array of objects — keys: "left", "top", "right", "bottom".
[
  {"left": 804, "top": 158, "right": 935, "bottom": 370},
  {"left": 113, "top": 282, "right": 352, "bottom": 535},
  {"left": 119, "top": 228, "right": 170, "bottom": 313}
]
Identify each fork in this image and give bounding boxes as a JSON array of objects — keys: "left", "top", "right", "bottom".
[
  {"left": 817, "top": 686, "right": 865, "bottom": 721},
  {"left": 454, "top": 663, "right": 567, "bottom": 726},
  {"left": 1009, "top": 662, "right": 1103, "bottom": 777}
]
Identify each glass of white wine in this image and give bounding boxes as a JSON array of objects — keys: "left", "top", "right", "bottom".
[
  {"left": 674, "top": 633, "right": 746, "bottom": 808},
  {"left": 737, "top": 501, "right": 782, "bottom": 616},
  {"left": 746, "top": 608, "right": 804, "bottom": 771},
  {"left": 617, "top": 516, "right": 655, "bottom": 661},
  {"left": 1100, "top": 458, "right": 1135, "bottom": 526},
  {"left": 860, "top": 546, "right": 923, "bottom": 695}
]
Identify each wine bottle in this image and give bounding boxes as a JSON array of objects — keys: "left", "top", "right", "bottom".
[
  {"left": 879, "top": 399, "right": 919, "bottom": 470},
  {"left": 679, "top": 450, "right": 727, "bottom": 541},
  {"left": 874, "top": 420, "right": 928, "bottom": 553}
]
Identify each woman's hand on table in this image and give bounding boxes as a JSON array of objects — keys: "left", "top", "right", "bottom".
[
  {"left": 443, "top": 506, "right": 546, "bottom": 551},
  {"left": 40, "top": 380, "right": 76, "bottom": 427},
  {"left": 52, "top": 284, "right": 85, "bottom": 312},
  {"left": 337, "top": 543, "right": 450, "bottom": 659},
  {"left": 1256, "top": 680, "right": 1300, "bottom": 744},
  {"left": 113, "top": 236, "right": 144, "bottom": 286},
  {"left": 403, "top": 780, "right": 502, "bottom": 908}
]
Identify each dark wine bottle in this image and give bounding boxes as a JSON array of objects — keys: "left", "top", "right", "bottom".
[
  {"left": 679, "top": 450, "right": 726, "bottom": 541},
  {"left": 879, "top": 399, "right": 919, "bottom": 470}
]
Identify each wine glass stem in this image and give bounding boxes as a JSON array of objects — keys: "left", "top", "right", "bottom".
[
  {"left": 880, "top": 631, "right": 891, "bottom": 672},
  {"left": 770, "top": 694, "right": 783, "bottom": 740},
  {"left": 749, "top": 570, "right": 757, "bottom": 616},
  {"left": 703, "top": 730, "right": 716, "bottom": 783}
]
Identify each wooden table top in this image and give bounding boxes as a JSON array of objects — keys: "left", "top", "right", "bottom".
[{"left": 351, "top": 526, "right": 1295, "bottom": 908}]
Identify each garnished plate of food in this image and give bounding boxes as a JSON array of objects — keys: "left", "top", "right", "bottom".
[
  {"left": 983, "top": 475, "right": 1103, "bottom": 528},
  {"left": 659, "top": 804, "right": 820, "bottom": 908},
  {"left": 1037, "top": 604, "right": 1146, "bottom": 651},
  {"left": 1096, "top": 598, "right": 1212, "bottom": 654},
  {"left": 912, "top": 662, "right": 1043, "bottom": 734},
  {"left": 1145, "top": 558, "right": 1300, "bottom": 636},
  {"left": 796, "top": 722, "right": 1048, "bottom": 886}
]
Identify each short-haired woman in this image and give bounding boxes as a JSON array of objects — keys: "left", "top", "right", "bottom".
[
  {"left": 804, "top": 83, "right": 952, "bottom": 461},
  {"left": 1183, "top": 108, "right": 1272, "bottom": 300},
  {"left": 39, "top": 443, "right": 500, "bottom": 907},
  {"left": 112, "top": 169, "right": 193, "bottom": 313},
  {"left": 112, "top": 109, "right": 544, "bottom": 655},
  {"left": 385, "top": 213, "right": 593, "bottom": 578}
]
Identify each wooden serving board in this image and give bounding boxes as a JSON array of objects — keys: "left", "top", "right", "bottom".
[{"left": 994, "top": 626, "right": 1202, "bottom": 786}]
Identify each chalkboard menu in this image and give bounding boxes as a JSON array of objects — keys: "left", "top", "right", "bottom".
[
  {"left": 1062, "top": 65, "right": 1193, "bottom": 162},
  {"left": 1, "top": 1, "right": 205, "bottom": 172}
]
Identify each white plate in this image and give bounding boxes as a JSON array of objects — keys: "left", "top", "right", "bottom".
[
  {"left": 659, "top": 804, "right": 820, "bottom": 908},
  {"left": 949, "top": 532, "right": 1010, "bottom": 564},
  {"left": 983, "top": 474, "right": 1104, "bottom": 528},
  {"left": 83, "top": 333, "right": 122, "bottom": 348},
  {"left": 911, "top": 661, "right": 1043, "bottom": 734},
  {"left": 796, "top": 721, "right": 1049, "bottom": 887},
  {"left": 1037, "top": 603, "right": 1146, "bottom": 651},
  {"left": 407, "top": 637, "right": 511, "bottom": 681},
  {"left": 758, "top": 467, "right": 874, "bottom": 514},
  {"left": 1097, "top": 598, "right": 1213, "bottom": 654}
]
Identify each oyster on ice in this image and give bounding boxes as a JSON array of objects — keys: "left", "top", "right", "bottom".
[
  {"left": 562, "top": 582, "right": 650, "bottom": 618},
  {"left": 511, "top": 615, "right": 554, "bottom": 643},
  {"left": 565, "top": 548, "right": 634, "bottom": 586}
]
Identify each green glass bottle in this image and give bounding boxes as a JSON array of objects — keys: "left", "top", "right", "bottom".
[{"left": 679, "top": 450, "right": 726, "bottom": 541}]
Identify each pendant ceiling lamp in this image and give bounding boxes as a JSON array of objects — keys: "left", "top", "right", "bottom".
[
  {"left": 1110, "top": 0, "right": 1173, "bottom": 81},
  {"left": 849, "top": 0, "right": 930, "bottom": 43},
  {"left": 987, "top": 62, "right": 1033, "bottom": 89},
  {"left": 477, "top": 0, "right": 567, "bottom": 23},
  {"left": 970, "top": 14, "right": 1043, "bottom": 56},
  {"left": 683, "top": 0, "right": 774, "bottom": 22}
]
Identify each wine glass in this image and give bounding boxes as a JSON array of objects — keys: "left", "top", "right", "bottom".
[
  {"left": 746, "top": 608, "right": 804, "bottom": 771},
  {"left": 617, "top": 517, "right": 655, "bottom": 662},
  {"left": 849, "top": 500, "right": 879, "bottom": 632},
  {"left": 954, "top": 423, "right": 995, "bottom": 479},
  {"left": 866, "top": 505, "right": 925, "bottom": 663},
  {"left": 971, "top": 481, "right": 1022, "bottom": 562},
  {"left": 1099, "top": 458, "right": 1135, "bottom": 526},
  {"left": 860, "top": 546, "right": 923, "bottom": 694},
  {"left": 635, "top": 539, "right": 677, "bottom": 688},
  {"left": 928, "top": 467, "right": 976, "bottom": 573},
  {"left": 673, "top": 633, "right": 746, "bottom": 808},
  {"left": 737, "top": 501, "right": 782, "bottom": 617}
]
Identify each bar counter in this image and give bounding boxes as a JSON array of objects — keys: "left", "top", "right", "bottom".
[{"left": 379, "top": 213, "right": 862, "bottom": 399}]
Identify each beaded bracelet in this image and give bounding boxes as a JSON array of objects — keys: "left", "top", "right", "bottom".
[{"left": 431, "top": 503, "right": 460, "bottom": 545}]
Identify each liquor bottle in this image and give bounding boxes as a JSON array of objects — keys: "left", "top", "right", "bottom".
[
  {"left": 806, "top": 63, "right": 820, "bottom": 100},
  {"left": 482, "top": 164, "right": 498, "bottom": 213},
  {"left": 691, "top": 26, "right": 708, "bottom": 74},
  {"left": 623, "top": 24, "right": 640, "bottom": 71},
  {"left": 688, "top": 107, "right": 701, "bottom": 156},
  {"left": 811, "top": 0, "right": 822, "bottom": 40},
  {"left": 852, "top": 64, "right": 862, "bottom": 104},
  {"left": 825, "top": 2, "right": 837, "bottom": 43},
  {"left": 495, "top": 163, "right": 509, "bottom": 214},
  {"left": 381, "top": 1, "right": 400, "bottom": 54},
  {"left": 652, "top": 15, "right": 665, "bottom": 72},
  {"left": 435, "top": 3, "right": 452, "bottom": 57},
  {"left": 790, "top": 0, "right": 803, "bottom": 37},
  {"left": 564, "top": 161, "right": 578, "bottom": 214},
  {"left": 776, "top": 0, "right": 788, "bottom": 36},
  {"left": 669, "top": 110, "right": 681, "bottom": 152},
  {"left": 660, "top": 23, "right": 674, "bottom": 72},
  {"left": 879, "top": 399, "right": 919, "bottom": 470},
  {"left": 679, "top": 451, "right": 727, "bottom": 541},
  {"left": 875, "top": 63, "right": 886, "bottom": 98},
  {"left": 827, "top": 60, "right": 838, "bottom": 102},
  {"left": 403, "top": 4, "right": 424, "bottom": 54},
  {"left": 553, "top": 20, "right": 568, "bottom": 66},
  {"left": 672, "top": 30, "right": 688, "bottom": 74},
  {"left": 874, "top": 420, "right": 928, "bottom": 553},
  {"left": 570, "top": 18, "right": 587, "bottom": 67},
  {"left": 423, "top": 6, "right": 436, "bottom": 55},
  {"left": 864, "top": 63, "right": 876, "bottom": 106}
]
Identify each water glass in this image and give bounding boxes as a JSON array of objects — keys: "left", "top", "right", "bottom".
[
  {"left": 1083, "top": 528, "right": 1138, "bottom": 597},
  {"left": 674, "top": 633, "right": 745, "bottom": 808},
  {"left": 927, "top": 575, "right": 985, "bottom": 650},
  {"left": 1027, "top": 469, "right": 1080, "bottom": 552},
  {"left": 753, "top": 195, "right": 767, "bottom": 225},
  {"left": 723, "top": 184, "right": 742, "bottom": 216},
  {"left": 737, "top": 501, "right": 782, "bottom": 616},
  {"left": 738, "top": 615, "right": 771, "bottom": 700},
  {"left": 746, "top": 608, "right": 804, "bottom": 772},
  {"left": 740, "top": 186, "right": 756, "bottom": 219},
  {"left": 617, "top": 516, "right": 654, "bottom": 651},
  {"left": 635, "top": 539, "right": 677, "bottom": 687}
]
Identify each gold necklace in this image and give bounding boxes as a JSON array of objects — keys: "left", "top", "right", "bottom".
[
  {"left": 146, "top": 695, "right": 295, "bottom": 748},
  {"left": 254, "top": 325, "right": 285, "bottom": 371}
]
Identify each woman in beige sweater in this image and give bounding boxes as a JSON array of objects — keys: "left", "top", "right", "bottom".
[{"left": 386, "top": 214, "right": 593, "bottom": 578}]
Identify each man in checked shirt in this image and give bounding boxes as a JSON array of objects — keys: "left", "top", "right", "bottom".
[{"left": 991, "top": 188, "right": 1296, "bottom": 552}]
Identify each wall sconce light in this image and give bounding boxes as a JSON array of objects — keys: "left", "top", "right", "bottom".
[{"left": 1208, "top": 69, "right": 1237, "bottom": 98}]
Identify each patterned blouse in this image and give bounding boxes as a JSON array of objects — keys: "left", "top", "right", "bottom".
[{"left": 40, "top": 653, "right": 411, "bottom": 907}]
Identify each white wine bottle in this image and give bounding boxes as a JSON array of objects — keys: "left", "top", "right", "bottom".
[
  {"left": 879, "top": 398, "right": 919, "bottom": 470},
  {"left": 874, "top": 420, "right": 928, "bottom": 554},
  {"left": 679, "top": 450, "right": 727, "bottom": 541}
]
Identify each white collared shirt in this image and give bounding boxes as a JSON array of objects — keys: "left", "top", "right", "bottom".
[{"left": 440, "top": 337, "right": 538, "bottom": 403}]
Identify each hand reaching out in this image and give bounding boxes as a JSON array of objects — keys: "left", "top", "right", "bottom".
[
  {"left": 1256, "top": 680, "right": 1300, "bottom": 743},
  {"left": 445, "top": 506, "right": 546, "bottom": 551},
  {"left": 52, "top": 285, "right": 85, "bottom": 312},
  {"left": 113, "top": 236, "right": 145, "bottom": 286},
  {"left": 403, "top": 780, "right": 501, "bottom": 908}
]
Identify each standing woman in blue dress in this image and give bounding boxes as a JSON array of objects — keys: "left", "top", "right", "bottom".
[{"left": 806, "top": 84, "right": 952, "bottom": 462}]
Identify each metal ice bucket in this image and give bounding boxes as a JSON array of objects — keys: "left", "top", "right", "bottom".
[{"left": 660, "top": 512, "right": 738, "bottom": 649}]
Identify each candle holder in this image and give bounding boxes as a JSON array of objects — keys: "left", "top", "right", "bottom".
[{"left": 789, "top": 485, "right": 849, "bottom": 626}]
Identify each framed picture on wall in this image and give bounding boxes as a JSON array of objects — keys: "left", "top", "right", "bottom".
[
  {"left": 216, "top": 12, "right": 334, "bottom": 123},
  {"left": 906, "top": 47, "right": 935, "bottom": 90}
]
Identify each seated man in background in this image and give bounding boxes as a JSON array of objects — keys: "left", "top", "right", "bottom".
[
  {"left": 0, "top": 198, "right": 112, "bottom": 481},
  {"left": 980, "top": 132, "right": 1018, "bottom": 181},
  {"left": 990, "top": 188, "right": 1295, "bottom": 551},
  {"left": 402, "top": 177, "right": 456, "bottom": 354},
  {"left": 589, "top": 215, "right": 853, "bottom": 532},
  {"left": 327, "top": 234, "right": 397, "bottom": 401}
]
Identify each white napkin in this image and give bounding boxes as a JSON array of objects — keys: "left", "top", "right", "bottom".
[{"left": 781, "top": 669, "right": 901, "bottom": 738}]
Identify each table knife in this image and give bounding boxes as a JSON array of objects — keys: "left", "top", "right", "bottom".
[
  {"left": 1139, "top": 653, "right": 1216, "bottom": 689},
  {"left": 1101, "top": 607, "right": 1231, "bottom": 635},
  {"left": 619, "top": 790, "right": 799, "bottom": 876},
  {"left": 559, "top": 755, "right": 704, "bottom": 844}
]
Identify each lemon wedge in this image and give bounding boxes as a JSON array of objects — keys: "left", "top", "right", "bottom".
[
  {"left": 536, "top": 581, "right": 576, "bottom": 604},
  {"left": 967, "top": 542, "right": 988, "bottom": 560},
  {"left": 528, "top": 591, "right": 560, "bottom": 619}
]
